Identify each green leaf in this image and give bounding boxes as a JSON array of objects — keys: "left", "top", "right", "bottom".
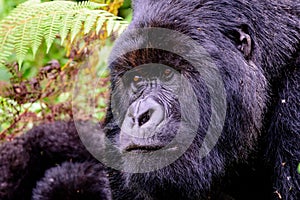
[
  {"left": 14, "top": 13, "right": 33, "bottom": 67},
  {"left": 0, "top": 31, "right": 14, "bottom": 67},
  {"left": 297, "top": 163, "right": 300, "bottom": 174},
  {"left": 0, "top": 66, "right": 11, "bottom": 82},
  {"left": 43, "top": 13, "right": 61, "bottom": 53},
  {"left": 56, "top": 92, "right": 70, "bottom": 103},
  {"left": 0, "top": 0, "right": 129, "bottom": 70},
  {"left": 106, "top": 19, "right": 114, "bottom": 36},
  {"left": 96, "top": 19, "right": 105, "bottom": 33},
  {"left": 84, "top": 12, "right": 98, "bottom": 34},
  {"left": 60, "top": 13, "right": 74, "bottom": 45},
  {"left": 71, "top": 12, "right": 86, "bottom": 42},
  {"left": 31, "top": 15, "right": 44, "bottom": 56}
]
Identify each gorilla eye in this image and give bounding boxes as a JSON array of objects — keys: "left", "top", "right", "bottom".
[
  {"left": 164, "top": 69, "right": 172, "bottom": 75},
  {"left": 162, "top": 69, "right": 174, "bottom": 81},
  {"left": 133, "top": 75, "right": 142, "bottom": 82}
]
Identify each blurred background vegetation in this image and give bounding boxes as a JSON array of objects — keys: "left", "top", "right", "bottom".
[{"left": 0, "top": 0, "right": 132, "bottom": 140}]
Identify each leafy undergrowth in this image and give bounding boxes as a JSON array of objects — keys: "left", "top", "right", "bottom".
[{"left": 0, "top": 0, "right": 129, "bottom": 140}]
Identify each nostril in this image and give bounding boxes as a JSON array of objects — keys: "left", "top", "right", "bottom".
[{"left": 138, "top": 109, "right": 154, "bottom": 126}]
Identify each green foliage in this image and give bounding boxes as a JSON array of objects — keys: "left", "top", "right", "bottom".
[
  {"left": 119, "top": 0, "right": 132, "bottom": 22},
  {"left": 297, "top": 163, "right": 300, "bottom": 174},
  {"left": 0, "top": 0, "right": 27, "bottom": 20},
  {"left": 0, "top": 0, "right": 127, "bottom": 74},
  {"left": 0, "top": 0, "right": 128, "bottom": 138}
]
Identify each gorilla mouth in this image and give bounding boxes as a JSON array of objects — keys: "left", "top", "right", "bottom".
[
  {"left": 125, "top": 145, "right": 163, "bottom": 153},
  {"left": 124, "top": 144, "right": 180, "bottom": 153}
]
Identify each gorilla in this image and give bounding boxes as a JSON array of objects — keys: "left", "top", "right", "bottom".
[{"left": 0, "top": 0, "right": 299, "bottom": 200}]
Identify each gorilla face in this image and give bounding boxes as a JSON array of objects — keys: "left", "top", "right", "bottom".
[
  {"left": 117, "top": 64, "right": 182, "bottom": 151},
  {"left": 108, "top": 48, "right": 209, "bottom": 174}
]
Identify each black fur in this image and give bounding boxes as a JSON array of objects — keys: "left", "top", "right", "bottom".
[
  {"left": 0, "top": 0, "right": 299, "bottom": 199},
  {"left": 0, "top": 121, "right": 95, "bottom": 200},
  {"left": 32, "top": 162, "right": 111, "bottom": 200}
]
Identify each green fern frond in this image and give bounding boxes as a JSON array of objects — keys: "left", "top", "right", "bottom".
[
  {"left": 59, "top": 13, "right": 74, "bottom": 45},
  {"left": 106, "top": 19, "right": 115, "bottom": 36},
  {"left": 71, "top": 12, "right": 87, "bottom": 42},
  {"left": 14, "top": 17, "right": 32, "bottom": 66},
  {"left": 31, "top": 15, "right": 44, "bottom": 56},
  {"left": 0, "top": 0, "right": 128, "bottom": 70},
  {"left": 43, "top": 13, "right": 61, "bottom": 53},
  {"left": 96, "top": 19, "right": 105, "bottom": 33},
  {"left": 84, "top": 12, "right": 99, "bottom": 34}
]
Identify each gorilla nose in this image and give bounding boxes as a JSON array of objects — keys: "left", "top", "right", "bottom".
[
  {"left": 128, "top": 97, "right": 164, "bottom": 128},
  {"left": 121, "top": 97, "right": 165, "bottom": 138},
  {"left": 136, "top": 109, "right": 154, "bottom": 127}
]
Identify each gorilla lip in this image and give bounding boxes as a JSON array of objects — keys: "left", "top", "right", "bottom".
[
  {"left": 124, "top": 144, "right": 163, "bottom": 153},
  {"left": 124, "top": 144, "right": 179, "bottom": 153}
]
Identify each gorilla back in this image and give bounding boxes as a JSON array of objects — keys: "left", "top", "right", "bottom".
[{"left": 0, "top": 0, "right": 299, "bottom": 200}]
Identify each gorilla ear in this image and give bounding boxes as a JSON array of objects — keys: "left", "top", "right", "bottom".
[
  {"left": 237, "top": 28, "right": 252, "bottom": 59},
  {"left": 227, "top": 25, "right": 253, "bottom": 59}
]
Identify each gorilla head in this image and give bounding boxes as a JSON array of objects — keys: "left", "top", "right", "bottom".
[{"left": 101, "top": 5, "right": 267, "bottom": 198}]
